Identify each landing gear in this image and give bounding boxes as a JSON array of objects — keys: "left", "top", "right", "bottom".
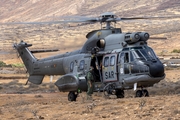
[
  {"left": 142, "top": 89, "right": 149, "bottom": 97},
  {"left": 103, "top": 83, "right": 116, "bottom": 97},
  {"left": 135, "top": 89, "right": 149, "bottom": 97},
  {"left": 136, "top": 90, "right": 143, "bottom": 97},
  {"left": 116, "top": 89, "right": 124, "bottom": 98},
  {"left": 103, "top": 83, "right": 124, "bottom": 98},
  {"left": 68, "top": 91, "right": 77, "bottom": 101}
]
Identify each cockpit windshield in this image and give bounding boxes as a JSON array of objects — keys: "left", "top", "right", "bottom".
[{"left": 130, "top": 46, "right": 157, "bottom": 61}]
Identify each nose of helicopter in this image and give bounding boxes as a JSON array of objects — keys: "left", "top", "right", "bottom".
[{"left": 148, "top": 61, "right": 165, "bottom": 77}]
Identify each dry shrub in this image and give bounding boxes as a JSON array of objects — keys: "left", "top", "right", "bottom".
[
  {"left": 6, "top": 80, "right": 19, "bottom": 85},
  {"left": 148, "top": 80, "right": 180, "bottom": 96},
  {"left": 41, "top": 83, "right": 48, "bottom": 87},
  {"left": 173, "top": 110, "right": 180, "bottom": 115},
  {"left": 174, "top": 83, "right": 180, "bottom": 94},
  {"left": 48, "top": 83, "right": 55, "bottom": 89},
  {"left": 165, "top": 67, "right": 174, "bottom": 71},
  {"left": 34, "top": 94, "right": 43, "bottom": 98},
  {"left": 28, "top": 83, "right": 39, "bottom": 88}
]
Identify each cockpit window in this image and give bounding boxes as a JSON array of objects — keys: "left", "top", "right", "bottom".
[
  {"left": 124, "top": 53, "right": 129, "bottom": 63},
  {"left": 131, "top": 50, "right": 145, "bottom": 60},
  {"left": 130, "top": 46, "right": 157, "bottom": 61},
  {"left": 140, "top": 49, "right": 153, "bottom": 60},
  {"left": 118, "top": 52, "right": 124, "bottom": 63},
  {"left": 130, "top": 47, "right": 143, "bottom": 50},
  {"left": 145, "top": 47, "right": 157, "bottom": 58},
  {"left": 122, "top": 48, "right": 129, "bottom": 51},
  {"left": 130, "top": 52, "right": 134, "bottom": 62}
]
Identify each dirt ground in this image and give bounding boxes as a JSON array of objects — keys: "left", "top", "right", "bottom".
[{"left": 0, "top": 69, "right": 180, "bottom": 120}]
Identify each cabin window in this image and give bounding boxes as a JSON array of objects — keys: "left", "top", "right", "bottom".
[
  {"left": 79, "top": 60, "right": 85, "bottom": 70},
  {"left": 104, "top": 57, "right": 109, "bottom": 67},
  {"left": 110, "top": 56, "right": 115, "bottom": 66},
  {"left": 70, "top": 61, "right": 74, "bottom": 72}
]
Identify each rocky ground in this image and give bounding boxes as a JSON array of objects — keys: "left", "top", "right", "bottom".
[{"left": 0, "top": 68, "right": 180, "bottom": 120}]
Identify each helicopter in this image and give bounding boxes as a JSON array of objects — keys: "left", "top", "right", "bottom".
[{"left": 12, "top": 12, "right": 167, "bottom": 101}]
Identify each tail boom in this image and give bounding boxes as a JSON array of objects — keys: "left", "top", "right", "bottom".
[{"left": 14, "top": 41, "right": 44, "bottom": 84}]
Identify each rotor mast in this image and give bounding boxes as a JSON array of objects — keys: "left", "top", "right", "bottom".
[{"left": 100, "top": 12, "right": 116, "bottom": 29}]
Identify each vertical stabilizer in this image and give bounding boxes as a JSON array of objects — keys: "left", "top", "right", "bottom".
[{"left": 13, "top": 41, "right": 36, "bottom": 75}]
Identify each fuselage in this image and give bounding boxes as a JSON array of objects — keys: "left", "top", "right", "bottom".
[
  {"left": 14, "top": 28, "right": 165, "bottom": 92},
  {"left": 31, "top": 43, "right": 165, "bottom": 91}
]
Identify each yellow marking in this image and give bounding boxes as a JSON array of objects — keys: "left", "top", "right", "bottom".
[
  {"left": 91, "top": 55, "right": 95, "bottom": 58},
  {"left": 111, "top": 67, "right": 114, "bottom": 70},
  {"left": 97, "top": 31, "right": 102, "bottom": 37}
]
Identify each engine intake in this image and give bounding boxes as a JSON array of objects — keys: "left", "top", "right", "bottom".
[
  {"left": 124, "top": 32, "right": 150, "bottom": 44},
  {"left": 124, "top": 32, "right": 140, "bottom": 44},
  {"left": 138, "top": 32, "right": 149, "bottom": 41}
]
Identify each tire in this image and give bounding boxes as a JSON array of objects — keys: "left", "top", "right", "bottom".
[
  {"left": 116, "top": 90, "right": 124, "bottom": 98},
  {"left": 136, "top": 90, "right": 143, "bottom": 97},
  {"left": 142, "top": 89, "right": 149, "bottom": 97},
  {"left": 68, "top": 92, "right": 77, "bottom": 101}
]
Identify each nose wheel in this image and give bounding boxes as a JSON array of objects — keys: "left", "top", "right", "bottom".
[
  {"left": 135, "top": 89, "right": 149, "bottom": 97},
  {"left": 68, "top": 91, "right": 77, "bottom": 101}
]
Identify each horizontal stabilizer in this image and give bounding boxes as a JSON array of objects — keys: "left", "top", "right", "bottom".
[
  {"left": 28, "top": 75, "right": 44, "bottom": 84},
  {"left": 31, "top": 49, "right": 59, "bottom": 53}
]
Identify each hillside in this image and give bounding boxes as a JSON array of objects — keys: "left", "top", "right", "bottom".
[
  {"left": 0, "top": 0, "right": 180, "bottom": 63},
  {"left": 1, "top": 0, "right": 180, "bottom": 22}
]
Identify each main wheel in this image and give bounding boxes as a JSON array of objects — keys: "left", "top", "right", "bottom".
[
  {"left": 103, "top": 83, "right": 116, "bottom": 97},
  {"left": 136, "top": 90, "right": 143, "bottom": 97},
  {"left": 142, "top": 89, "right": 149, "bottom": 97},
  {"left": 116, "top": 90, "right": 124, "bottom": 98},
  {"left": 68, "top": 92, "right": 77, "bottom": 101}
]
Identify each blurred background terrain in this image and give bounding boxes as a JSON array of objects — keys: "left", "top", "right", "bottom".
[{"left": 0, "top": 0, "right": 180, "bottom": 64}]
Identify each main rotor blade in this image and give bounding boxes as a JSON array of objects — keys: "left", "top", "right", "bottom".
[
  {"left": 61, "top": 15, "right": 99, "bottom": 21},
  {"left": 118, "top": 16, "right": 180, "bottom": 21},
  {"left": 0, "top": 18, "right": 99, "bottom": 25},
  {"left": 0, "top": 20, "right": 87, "bottom": 25},
  {"left": 1, "top": 14, "right": 180, "bottom": 25},
  {"left": 0, "top": 21, "right": 61, "bottom": 25}
]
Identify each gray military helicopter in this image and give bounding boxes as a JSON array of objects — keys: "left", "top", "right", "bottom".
[{"left": 13, "top": 12, "right": 166, "bottom": 101}]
